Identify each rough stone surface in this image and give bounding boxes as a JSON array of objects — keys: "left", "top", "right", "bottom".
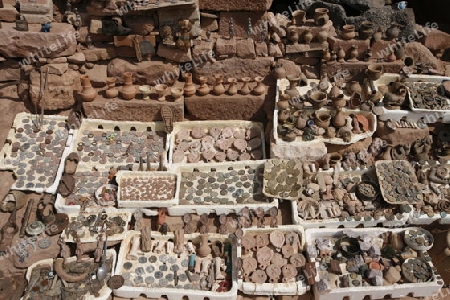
[
  {"left": 67, "top": 52, "right": 86, "bottom": 64},
  {"left": 0, "top": 6, "right": 17, "bottom": 22},
  {"left": 123, "top": 15, "right": 156, "bottom": 36},
  {"left": 424, "top": 29, "right": 450, "bottom": 52},
  {"left": 376, "top": 123, "right": 429, "bottom": 147},
  {"left": 199, "top": 0, "right": 273, "bottom": 11},
  {"left": 83, "top": 97, "right": 183, "bottom": 122},
  {"left": 268, "top": 43, "right": 283, "bottom": 58},
  {"left": 20, "top": 0, "right": 53, "bottom": 23},
  {"left": 157, "top": 44, "right": 192, "bottom": 63},
  {"left": 404, "top": 42, "right": 439, "bottom": 69},
  {"left": 276, "top": 59, "right": 302, "bottom": 78},
  {"left": 192, "top": 40, "right": 214, "bottom": 59},
  {"left": 47, "top": 57, "right": 68, "bottom": 64},
  {"left": 83, "top": 47, "right": 117, "bottom": 62},
  {"left": 0, "top": 24, "right": 77, "bottom": 58},
  {"left": 328, "top": 36, "right": 370, "bottom": 61},
  {"left": 0, "top": 68, "right": 20, "bottom": 82},
  {"left": 28, "top": 68, "right": 78, "bottom": 110},
  {"left": 46, "top": 63, "right": 69, "bottom": 75},
  {"left": 236, "top": 38, "right": 256, "bottom": 59},
  {"left": 215, "top": 37, "right": 237, "bottom": 58},
  {"left": 270, "top": 140, "right": 328, "bottom": 161},
  {"left": 219, "top": 11, "right": 267, "bottom": 42},
  {"left": 193, "top": 57, "right": 273, "bottom": 85},
  {"left": 322, "top": 61, "right": 403, "bottom": 82},
  {"left": 158, "top": 5, "right": 201, "bottom": 37},
  {"left": 85, "top": 64, "right": 107, "bottom": 87},
  {"left": 200, "top": 13, "right": 219, "bottom": 32},
  {"left": 107, "top": 58, "right": 180, "bottom": 86},
  {"left": 255, "top": 41, "right": 268, "bottom": 57},
  {"left": 184, "top": 92, "right": 266, "bottom": 122}
]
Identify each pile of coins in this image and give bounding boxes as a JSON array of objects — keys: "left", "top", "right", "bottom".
[
  {"left": 4, "top": 117, "right": 69, "bottom": 190},
  {"left": 75, "top": 129, "right": 165, "bottom": 167},
  {"left": 120, "top": 175, "right": 177, "bottom": 201},
  {"left": 263, "top": 159, "right": 303, "bottom": 200},
  {"left": 406, "top": 82, "right": 450, "bottom": 110},
  {"left": 401, "top": 258, "right": 432, "bottom": 283},
  {"left": 65, "top": 171, "right": 109, "bottom": 206},
  {"left": 179, "top": 165, "right": 267, "bottom": 205},
  {"left": 376, "top": 161, "right": 422, "bottom": 204}
]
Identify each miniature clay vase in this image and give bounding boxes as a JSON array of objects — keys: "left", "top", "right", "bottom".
[
  {"left": 253, "top": 76, "right": 266, "bottom": 95},
  {"left": 317, "top": 29, "right": 328, "bottom": 44},
  {"left": 197, "top": 76, "right": 211, "bottom": 96},
  {"left": 303, "top": 29, "right": 313, "bottom": 44},
  {"left": 322, "top": 48, "right": 331, "bottom": 63},
  {"left": 155, "top": 84, "right": 168, "bottom": 102},
  {"left": 366, "top": 64, "right": 384, "bottom": 80},
  {"left": 171, "top": 87, "right": 183, "bottom": 102},
  {"left": 347, "top": 81, "right": 362, "bottom": 95},
  {"left": 197, "top": 234, "right": 211, "bottom": 258},
  {"left": 105, "top": 77, "right": 118, "bottom": 98},
  {"left": 329, "top": 82, "right": 340, "bottom": 100},
  {"left": 274, "top": 63, "right": 287, "bottom": 79},
  {"left": 330, "top": 51, "right": 337, "bottom": 63},
  {"left": 349, "top": 93, "right": 362, "bottom": 109},
  {"left": 277, "top": 93, "right": 291, "bottom": 110},
  {"left": 183, "top": 73, "right": 196, "bottom": 97},
  {"left": 319, "top": 73, "right": 329, "bottom": 92},
  {"left": 373, "top": 27, "right": 383, "bottom": 42},
  {"left": 285, "top": 75, "right": 300, "bottom": 100},
  {"left": 288, "top": 28, "right": 299, "bottom": 45},
  {"left": 333, "top": 107, "right": 346, "bottom": 128},
  {"left": 227, "top": 77, "right": 238, "bottom": 95},
  {"left": 314, "top": 8, "right": 329, "bottom": 26},
  {"left": 240, "top": 77, "right": 251, "bottom": 95},
  {"left": 332, "top": 94, "right": 346, "bottom": 108},
  {"left": 313, "top": 111, "right": 331, "bottom": 128},
  {"left": 278, "top": 109, "right": 291, "bottom": 122},
  {"left": 359, "top": 21, "right": 374, "bottom": 40},
  {"left": 348, "top": 45, "right": 359, "bottom": 62},
  {"left": 213, "top": 74, "right": 226, "bottom": 96},
  {"left": 340, "top": 24, "right": 356, "bottom": 40},
  {"left": 292, "top": 10, "right": 306, "bottom": 25},
  {"left": 337, "top": 46, "right": 346, "bottom": 62},
  {"left": 296, "top": 113, "right": 307, "bottom": 129},
  {"left": 121, "top": 72, "right": 136, "bottom": 100},
  {"left": 139, "top": 85, "right": 152, "bottom": 100},
  {"left": 309, "top": 91, "right": 327, "bottom": 110},
  {"left": 387, "top": 50, "right": 396, "bottom": 62},
  {"left": 80, "top": 75, "right": 97, "bottom": 102},
  {"left": 386, "top": 23, "right": 401, "bottom": 40},
  {"left": 285, "top": 131, "right": 297, "bottom": 142}
]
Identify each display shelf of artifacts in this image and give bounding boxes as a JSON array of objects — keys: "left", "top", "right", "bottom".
[
  {"left": 113, "top": 231, "right": 238, "bottom": 300},
  {"left": 167, "top": 161, "right": 278, "bottom": 216}
]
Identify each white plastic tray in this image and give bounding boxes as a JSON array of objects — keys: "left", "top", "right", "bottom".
[
  {"left": 237, "top": 226, "right": 308, "bottom": 295},
  {"left": 168, "top": 120, "right": 266, "bottom": 167},
  {"left": 168, "top": 161, "right": 278, "bottom": 216},
  {"left": 304, "top": 227, "right": 444, "bottom": 300},
  {"left": 116, "top": 170, "right": 180, "bottom": 208},
  {"left": 24, "top": 249, "right": 116, "bottom": 300},
  {"left": 113, "top": 231, "right": 238, "bottom": 300}
]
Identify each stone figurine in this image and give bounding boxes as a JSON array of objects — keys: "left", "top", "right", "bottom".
[{"left": 176, "top": 19, "right": 192, "bottom": 51}]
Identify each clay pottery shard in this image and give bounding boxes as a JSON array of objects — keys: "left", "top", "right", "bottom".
[
  {"left": 313, "top": 111, "right": 331, "bottom": 129},
  {"left": 227, "top": 148, "right": 239, "bottom": 161},
  {"left": 220, "top": 127, "right": 234, "bottom": 139},
  {"left": 215, "top": 152, "right": 226, "bottom": 162},
  {"left": 215, "top": 139, "right": 229, "bottom": 151},
  {"left": 266, "top": 264, "right": 282, "bottom": 281},
  {"left": 209, "top": 127, "right": 222, "bottom": 139},
  {"left": 246, "top": 126, "right": 261, "bottom": 140},
  {"left": 355, "top": 114, "right": 370, "bottom": 131},
  {"left": 269, "top": 230, "right": 285, "bottom": 249},
  {"left": 241, "top": 235, "right": 256, "bottom": 252},
  {"left": 247, "top": 138, "right": 262, "bottom": 150},
  {"left": 191, "top": 127, "right": 206, "bottom": 139},
  {"left": 251, "top": 149, "right": 263, "bottom": 160},
  {"left": 201, "top": 135, "right": 214, "bottom": 151},
  {"left": 256, "top": 233, "right": 270, "bottom": 248},
  {"left": 178, "top": 141, "right": 190, "bottom": 151},
  {"left": 239, "top": 152, "right": 251, "bottom": 161},
  {"left": 257, "top": 246, "right": 274, "bottom": 266},
  {"left": 242, "top": 256, "right": 258, "bottom": 275},
  {"left": 176, "top": 129, "right": 191, "bottom": 143},
  {"left": 233, "top": 128, "right": 246, "bottom": 139},
  {"left": 282, "top": 245, "right": 295, "bottom": 258},
  {"left": 234, "top": 139, "right": 247, "bottom": 152},
  {"left": 187, "top": 152, "right": 201, "bottom": 163},
  {"left": 202, "top": 149, "right": 216, "bottom": 162}
]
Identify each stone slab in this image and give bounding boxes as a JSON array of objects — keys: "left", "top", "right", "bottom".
[
  {"left": 236, "top": 38, "right": 256, "bottom": 59},
  {"left": 376, "top": 122, "right": 429, "bottom": 147},
  {"left": 184, "top": 91, "right": 266, "bottom": 122},
  {"left": 199, "top": 0, "right": 273, "bottom": 12},
  {"left": 85, "top": 64, "right": 107, "bottom": 88},
  {"left": 0, "top": 67, "right": 20, "bottom": 81},
  {"left": 0, "top": 6, "right": 17, "bottom": 22},
  {"left": 83, "top": 93, "right": 184, "bottom": 122}
]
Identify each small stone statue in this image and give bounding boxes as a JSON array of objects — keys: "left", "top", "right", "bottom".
[
  {"left": 199, "top": 213, "right": 209, "bottom": 234},
  {"left": 161, "top": 25, "right": 175, "bottom": 45},
  {"left": 183, "top": 213, "right": 193, "bottom": 234},
  {"left": 94, "top": 234, "right": 105, "bottom": 263},
  {"left": 159, "top": 222, "right": 169, "bottom": 235},
  {"left": 174, "top": 229, "right": 184, "bottom": 254},
  {"left": 228, "top": 17, "right": 234, "bottom": 39},
  {"left": 175, "top": 19, "right": 192, "bottom": 51},
  {"left": 141, "top": 225, "right": 152, "bottom": 252},
  {"left": 75, "top": 236, "right": 83, "bottom": 262}
]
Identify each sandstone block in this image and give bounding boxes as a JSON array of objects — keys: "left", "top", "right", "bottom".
[
  {"left": 215, "top": 37, "right": 236, "bottom": 58},
  {"left": 45, "top": 63, "right": 69, "bottom": 75},
  {"left": 199, "top": 0, "right": 273, "bottom": 11},
  {"left": 157, "top": 44, "right": 192, "bottom": 63},
  {"left": 47, "top": 57, "right": 68, "bottom": 64},
  {"left": 85, "top": 64, "right": 107, "bottom": 88},
  {"left": 268, "top": 43, "right": 283, "bottom": 58},
  {"left": 0, "top": 68, "right": 20, "bottom": 82},
  {"left": 107, "top": 58, "right": 180, "bottom": 86},
  {"left": 424, "top": 29, "right": 450, "bottom": 52},
  {"left": 255, "top": 41, "right": 268, "bottom": 57},
  {"left": 0, "top": 6, "right": 17, "bottom": 22},
  {"left": 67, "top": 52, "right": 86, "bottom": 64},
  {"left": 404, "top": 42, "right": 439, "bottom": 69},
  {"left": 236, "top": 38, "right": 256, "bottom": 59},
  {"left": 83, "top": 47, "right": 117, "bottom": 62}
]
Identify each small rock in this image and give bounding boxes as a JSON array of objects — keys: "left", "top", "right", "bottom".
[
  {"left": 85, "top": 62, "right": 94, "bottom": 69},
  {"left": 79, "top": 65, "right": 86, "bottom": 74},
  {"left": 67, "top": 52, "right": 86, "bottom": 64}
]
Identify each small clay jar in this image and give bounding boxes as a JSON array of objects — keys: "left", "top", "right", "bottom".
[
  {"left": 348, "top": 45, "right": 359, "bottom": 62},
  {"left": 273, "top": 63, "right": 287, "bottom": 79},
  {"left": 227, "top": 77, "right": 238, "bottom": 95},
  {"left": 329, "top": 82, "right": 340, "bottom": 100},
  {"left": 240, "top": 77, "right": 251, "bottom": 95},
  {"left": 319, "top": 73, "right": 329, "bottom": 92},
  {"left": 197, "top": 76, "right": 211, "bottom": 96},
  {"left": 322, "top": 48, "right": 331, "bottom": 62},
  {"left": 346, "top": 81, "right": 362, "bottom": 95},
  {"left": 288, "top": 27, "right": 299, "bottom": 45},
  {"left": 340, "top": 24, "right": 356, "bottom": 40},
  {"left": 308, "top": 91, "right": 327, "bottom": 110},
  {"left": 366, "top": 64, "right": 383, "bottom": 80},
  {"left": 386, "top": 23, "right": 401, "bottom": 40},
  {"left": 296, "top": 113, "right": 307, "bottom": 129},
  {"left": 183, "top": 72, "right": 196, "bottom": 97},
  {"left": 285, "top": 75, "right": 300, "bottom": 100},
  {"left": 337, "top": 46, "right": 346, "bottom": 62},
  {"left": 292, "top": 9, "right": 306, "bottom": 25},
  {"left": 197, "top": 234, "right": 211, "bottom": 258},
  {"left": 394, "top": 42, "right": 405, "bottom": 59},
  {"left": 253, "top": 76, "right": 266, "bottom": 95},
  {"left": 349, "top": 93, "right": 362, "bottom": 109},
  {"left": 80, "top": 75, "right": 97, "bottom": 102},
  {"left": 332, "top": 107, "right": 346, "bottom": 128},
  {"left": 373, "top": 27, "right": 383, "bottom": 42},
  {"left": 285, "top": 130, "right": 297, "bottom": 142},
  {"left": 314, "top": 8, "right": 329, "bottom": 26},
  {"left": 303, "top": 29, "right": 313, "bottom": 44},
  {"left": 213, "top": 74, "right": 226, "bottom": 95},
  {"left": 313, "top": 111, "right": 331, "bottom": 129},
  {"left": 317, "top": 29, "right": 328, "bottom": 45},
  {"left": 121, "top": 72, "right": 136, "bottom": 100},
  {"left": 387, "top": 50, "right": 396, "bottom": 62},
  {"left": 277, "top": 93, "right": 291, "bottom": 110},
  {"left": 105, "top": 77, "right": 118, "bottom": 98},
  {"left": 332, "top": 94, "right": 346, "bottom": 108}
]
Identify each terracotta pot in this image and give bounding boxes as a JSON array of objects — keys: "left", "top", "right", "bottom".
[
  {"left": 213, "top": 74, "right": 226, "bottom": 96},
  {"left": 105, "top": 77, "right": 118, "bottom": 98},
  {"left": 303, "top": 29, "right": 313, "bottom": 44},
  {"left": 319, "top": 73, "right": 329, "bottom": 92},
  {"left": 387, "top": 50, "right": 396, "bottom": 62},
  {"left": 333, "top": 107, "right": 346, "bottom": 128},
  {"left": 296, "top": 114, "right": 307, "bottom": 129},
  {"left": 309, "top": 91, "right": 327, "bottom": 110},
  {"left": 332, "top": 94, "right": 346, "bottom": 108},
  {"left": 329, "top": 82, "right": 340, "bottom": 100},
  {"left": 171, "top": 87, "right": 183, "bottom": 102},
  {"left": 227, "top": 77, "right": 238, "bottom": 95},
  {"left": 337, "top": 46, "right": 346, "bottom": 62},
  {"left": 349, "top": 93, "right": 362, "bottom": 109},
  {"left": 329, "top": 152, "right": 342, "bottom": 166},
  {"left": 274, "top": 64, "right": 286, "bottom": 79},
  {"left": 348, "top": 45, "right": 359, "bottom": 62},
  {"left": 197, "top": 234, "right": 211, "bottom": 258},
  {"left": 340, "top": 24, "right": 356, "bottom": 40},
  {"left": 197, "top": 76, "right": 210, "bottom": 96},
  {"left": 253, "top": 76, "right": 266, "bottom": 95},
  {"left": 317, "top": 29, "right": 328, "bottom": 44},
  {"left": 292, "top": 10, "right": 306, "bottom": 25},
  {"left": 278, "top": 109, "right": 291, "bottom": 122},
  {"left": 288, "top": 28, "right": 299, "bottom": 45},
  {"left": 285, "top": 131, "right": 297, "bottom": 142},
  {"left": 277, "top": 93, "right": 291, "bottom": 110},
  {"left": 386, "top": 23, "right": 400, "bottom": 40},
  {"left": 240, "top": 77, "right": 251, "bottom": 95},
  {"left": 366, "top": 64, "right": 384, "bottom": 80},
  {"left": 121, "top": 72, "right": 136, "bottom": 100},
  {"left": 183, "top": 73, "right": 196, "bottom": 97},
  {"left": 322, "top": 48, "right": 331, "bottom": 62},
  {"left": 80, "top": 75, "right": 97, "bottom": 102},
  {"left": 346, "top": 81, "right": 362, "bottom": 95},
  {"left": 359, "top": 21, "right": 374, "bottom": 40},
  {"left": 155, "top": 84, "right": 168, "bottom": 102},
  {"left": 373, "top": 27, "right": 383, "bottom": 41},
  {"left": 285, "top": 75, "right": 300, "bottom": 100},
  {"left": 314, "top": 8, "right": 329, "bottom": 26},
  {"left": 313, "top": 111, "right": 331, "bottom": 129}
]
